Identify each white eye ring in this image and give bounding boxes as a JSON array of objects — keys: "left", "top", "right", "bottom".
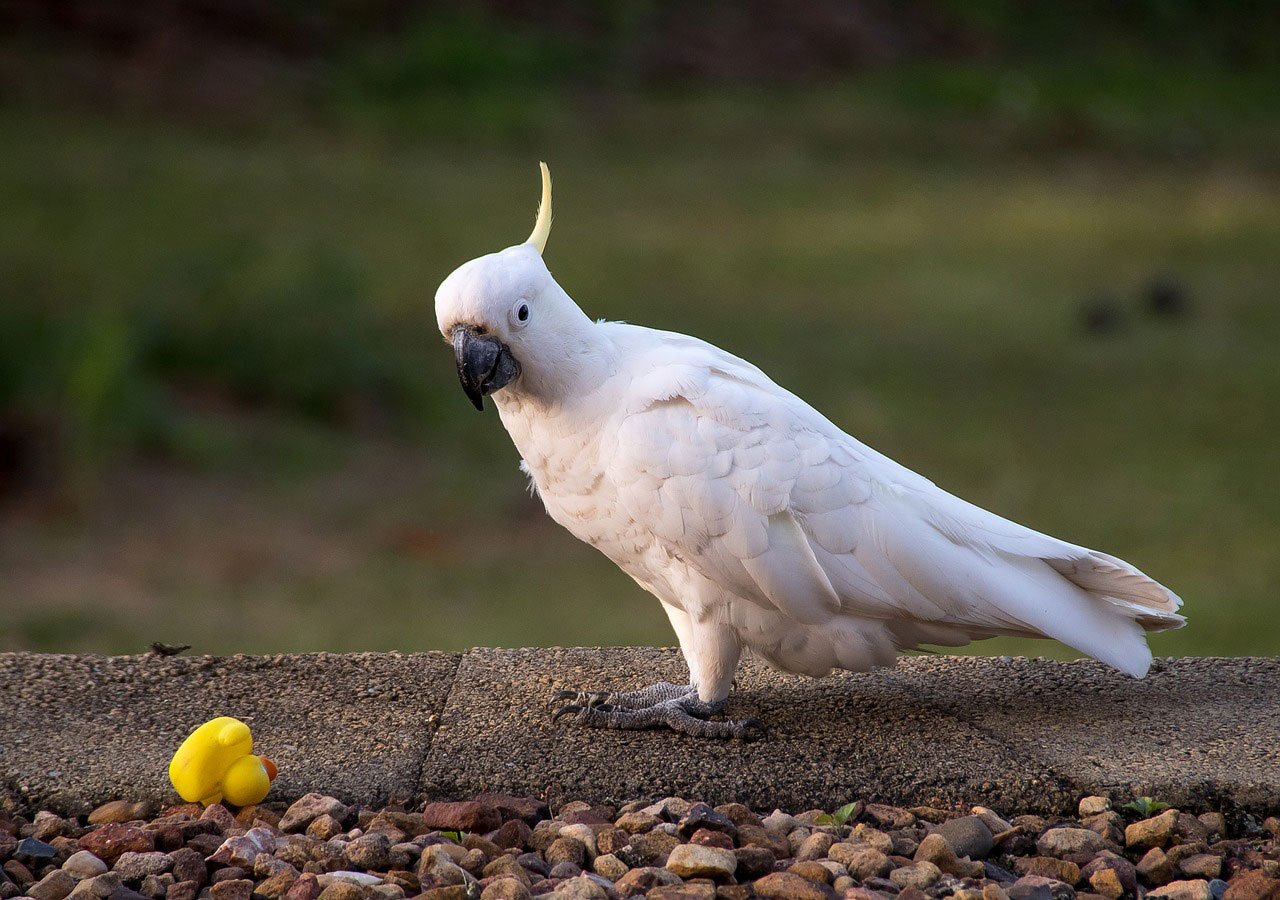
[{"left": 510, "top": 299, "right": 531, "bottom": 329}]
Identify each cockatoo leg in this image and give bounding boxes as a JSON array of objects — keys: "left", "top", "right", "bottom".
[{"left": 550, "top": 682, "right": 766, "bottom": 740}]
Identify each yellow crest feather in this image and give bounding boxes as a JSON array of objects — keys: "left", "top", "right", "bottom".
[{"left": 526, "top": 161, "right": 552, "bottom": 255}]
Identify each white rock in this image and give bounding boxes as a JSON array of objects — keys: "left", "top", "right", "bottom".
[
  {"left": 664, "top": 844, "right": 736, "bottom": 880},
  {"left": 317, "top": 871, "right": 385, "bottom": 887},
  {"left": 62, "top": 851, "right": 109, "bottom": 880}
]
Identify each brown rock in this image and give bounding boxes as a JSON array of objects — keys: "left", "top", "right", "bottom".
[
  {"left": 591, "top": 853, "right": 628, "bottom": 883},
  {"left": 1037, "top": 828, "right": 1106, "bottom": 859},
  {"left": 1139, "top": 848, "right": 1176, "bottom": 886},
  {"left": 169, "top": 848, "right": 207, "bottom": 887},
  {"left": 835, "top": 847, "right": 892, "bottom": 882},
  {"left": 4, "top": 858, "right": 35, "bottom": 888},
  {"left": 733, "top": 846, "right": 776, "bottom": 880},
  {"left": 718, "top": 885, "right": 753, "bottom": 900},
  {"left": 481, "top": 858, "right": 530, "bottom": 886},
  {"left": 1081, "top": 854, "right": 1137, "bottom": 896},
  {"left": 888, "top": 863, "right": 941, "bottom": 891},
  {"left": 613, "top": 866, "right": 681, "bottom": 897},
  {"left": 1176, "top": 816, "right": 1210, "bottom": 843},
  {"left": 1198, "top": 814, "right": 1228, "bottom": 840},
  {"left": 864, "top": 807, "right": 915, "bottom": 829},
  {"left": 737, "top": 825, "right": 790, "bottom": 860},
  {"left": 256, "top": 871, "right": 300, "bottom": 900},
  {"left": 848, "top": 827, "right": 894, "bottom": 856},
  {"left": 420, "top": 803, "right": 501, "bottom": 835},
  {"left": 28, "top": 869, "right": 77, "bottom": 900},
  {"left": 1087, "top": 869, "right": 1124, "bottom": 900},
  {"left": 1014, "top": 858, "right": 1080, "bottom": 886},
  {"left": 1149, "top": 880, "right": 1213, "bottom": 900},
  {"left": 417, "top": 886, "right": 469, "bottom": 900},
  {"left": 649, "top": 885, "right": 716, "bottom": 900},
  {"left": 1078, "top": 798, "right": 1111, "bottom": 818},
  {"left": 344, "top": 835, "right": 392, "bottom": 871},
  {"left": 983, "top": 886, "right": 1012, "bottom": 900},
  {"left": 492, "top": 821, "right": 533, "bottom": 852},
  {"left": 142, "top": 872, "right": 177, "bottom": 899},
  {"left": 89, "top": 803, "right": 153, "bottom": 827},
  {"left": 1126, "top": 811, "right": 1179, "bottom": 851},
  {"left": 594, "top": 828, "right": 629, "bottom": 857},
  {"left": 913, "top": 834, "right": 981, "bottom": 879},
  {"left": 1179, "top": 856, "right": 1223, "bottom": 880},
  {"left": 1225, "top": 871, "right": 1280, "bottom": 900},
  {"left": 280, "top": 797, "right": 350, "bottom": 835},
  {"left": 1081, "top": 814, "right": 1125, "bottom": 847},
  {"left": 666, "top": 844, "right": 736, "bottom": 880},
  {"left": 544, "top": 839, "right": 586, "bottom": 869},
  {"left": 753, "top": 872, "right": 837, "bottom": 900},
  {"left": 79, "top": 826, "right": 156, "bottom": 864},
  {"left": 624, "top": 830, "right": 679, "bottom": 866},
  {"left": 481, "top": 878, "right": 533, "bottom": 900},
  {"left": 797, "top": 834, "right": 835, "bottom": 862},
  {"left": 841, "top": 890, "right": 889, "bottom": 900},
  {"left": 613, "top": 813, "right": 659, "bottom": 835},
  {"left": 789, "top": 862, "right": 833, "bottom": 884},
  {"left": 211, "top": 869, "right": 250, "bottom": 886},
  {"left": 211, "top": 880, "right": 255, "bottom": 900},
  {"left": 306, "top": 817, "right": 344, "bottom": 842}
]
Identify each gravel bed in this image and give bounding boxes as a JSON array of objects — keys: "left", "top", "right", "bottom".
[{"left": 2, "top": 794, "right": 1278, "bottom": 900}]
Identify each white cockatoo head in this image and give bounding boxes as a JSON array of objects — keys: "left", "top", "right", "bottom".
[{"left": 435, "top": 163, "right": 593, "bottom": 410}]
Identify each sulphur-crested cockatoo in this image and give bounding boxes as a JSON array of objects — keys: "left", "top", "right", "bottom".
[{"left": 435, "top": 164, "right": 1185, "bottom": 739}]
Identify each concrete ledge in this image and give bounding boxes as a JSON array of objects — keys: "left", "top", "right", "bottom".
[{"left": 2, "top": 651, "right": 1277, "bottom": 816}]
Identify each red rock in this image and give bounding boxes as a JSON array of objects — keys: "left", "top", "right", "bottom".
[
  {"left": 1225, "top": 871, "right": 1280, "bottom": 900},
  {"left": 473, "top": 795, "right": 549, "bottom": 826},
  {"left": 78, "top": 824, "right": 155, "bottom": 864},
  {"left": 167, "top": 881, "right": 200, "bottom": 900},
  {"left": 284, "top": 873, "right": 323, "bottom": 900},
  {"left": 420, "top": 802, "right": 501, "bottom": 834},
  {"left": 691, "top": 829, "right": 735, "bottom": 850}
]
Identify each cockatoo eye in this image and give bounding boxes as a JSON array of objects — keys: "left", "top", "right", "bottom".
[{"left": 510, "top": 300, "right": 531, "bottom": 329}]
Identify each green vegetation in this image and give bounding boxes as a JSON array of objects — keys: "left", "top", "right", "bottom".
[
  {"left": 1, "top": 59, "right": 1278, "bottom": 659},
  {"left": 814, "top": 803, "right": 861, "bottom": 827},
  {"left": 1122, "top": 797, "right": 1172, "bottom": 818}
]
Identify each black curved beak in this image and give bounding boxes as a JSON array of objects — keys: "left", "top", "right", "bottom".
[{"left": 452, "top": 325, "right": 521, "bottom": 411}]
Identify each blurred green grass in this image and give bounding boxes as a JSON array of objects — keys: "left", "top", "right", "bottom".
[{"left": 1, "top": 72, "right": 1278, "bottom": 660}]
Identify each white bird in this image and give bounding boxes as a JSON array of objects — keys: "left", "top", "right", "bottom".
[{"left": 435, "top": 164, "right": 1185, "bottom": 739}]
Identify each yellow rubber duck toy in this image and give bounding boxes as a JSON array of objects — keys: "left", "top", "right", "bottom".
[{"left": 169, "top": 716, "right": 278, "bottom": 806}]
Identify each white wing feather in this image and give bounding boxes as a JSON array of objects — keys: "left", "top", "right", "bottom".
[{"left": 605, "top": 325, "right": 1183, "bottom": 678}]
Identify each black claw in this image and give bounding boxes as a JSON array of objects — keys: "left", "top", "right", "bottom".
[
  {"left": 551, "top": 704, "right": 584, "bottom": 722},
  {"left": 737, "top": 718, "right": 769, "bottom": 742},
  {"left": 548, "top": 689, "right": 580, "bottom": 712}
]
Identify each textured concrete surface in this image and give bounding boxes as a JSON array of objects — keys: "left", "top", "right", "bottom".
[
  {"left": 3, "top": 650, "right": 1278, "bottom": 816},
  {"left": 0, "top": 652, "right": 459, "bottom": 815}
]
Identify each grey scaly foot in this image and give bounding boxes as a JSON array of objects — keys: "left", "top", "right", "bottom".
[{"left": 550, "top": 682, "right": 767, "bottom": 740}]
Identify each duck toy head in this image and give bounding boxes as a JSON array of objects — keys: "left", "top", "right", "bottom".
[{"left": 169, "top": 716, "right": 278, "bottom": 806}]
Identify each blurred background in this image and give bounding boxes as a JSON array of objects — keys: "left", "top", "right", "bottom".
[{"left": 1, "top": 1, "right": 1277, "bottom": 660}]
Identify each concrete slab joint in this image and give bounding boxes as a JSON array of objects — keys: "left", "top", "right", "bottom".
[{"left": 1, "top": 650, "right": 1277, "bottom": 815}]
